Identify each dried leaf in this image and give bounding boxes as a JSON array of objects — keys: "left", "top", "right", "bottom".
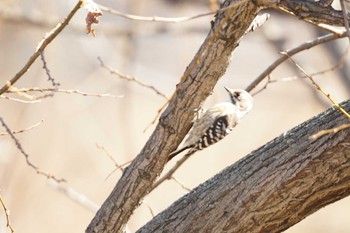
[{"left": 82, "top": 0, "right": 102, "bottom": 36}]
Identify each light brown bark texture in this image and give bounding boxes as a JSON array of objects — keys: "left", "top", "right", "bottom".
[
  {"left": 86, "top": 0, "right": 350, "bottom": 232},
  {"left": 86, "top": 0, "right": 259, "bottom": 232},
  {"left": 138, "top": 100, "right": 350, "bottom": 233}
]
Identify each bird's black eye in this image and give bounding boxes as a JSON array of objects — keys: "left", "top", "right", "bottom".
[{"left": 234, "top": 92, "right": 240, "bottom": 98}]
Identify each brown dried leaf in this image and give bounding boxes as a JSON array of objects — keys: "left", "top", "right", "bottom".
[{"left": 83, "top": 0, "right": 102, "bottom": 36}]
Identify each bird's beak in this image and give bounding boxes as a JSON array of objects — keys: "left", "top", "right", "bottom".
[{"left": 224, "top": 86, "right": 237, "bottom": 105}]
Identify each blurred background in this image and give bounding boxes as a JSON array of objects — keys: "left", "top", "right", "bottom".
[{"left": 0, "top": 0, "right": 350, "bottom": 232}]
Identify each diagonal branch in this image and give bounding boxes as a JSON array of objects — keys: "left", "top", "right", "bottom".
[
  {"left": 87, "top": 0, "right": 350, "bottom": 232},
  {"left": 86, "top": 0, "right": 260, "bottom": 232},
  {"left": 268, "top": 0, "right": 350, "bottom": 26},
  {"left": 246, "top": 31, "right": 349, "bottom": 93},
  {"left": 0, "top": 1, "right": 82, "bottom": 95},
  {"left": 138, "top": 98, "right": 350, "bottom": 233}
]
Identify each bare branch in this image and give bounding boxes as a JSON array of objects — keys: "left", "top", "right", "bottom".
[
  {"left": 143, "top": 202, "right": 155, "bottom": 218},
  {"left": 143, "top": 101, "right": 169, "bottom": 132},
  {"left": 152, "top": 155, "right": 191, "bottom": 191},
  {"left": 6, "top": 87, "right": 122, "bottom": 99},
  {"left": 98, "top": 4, "right": 233, "bottom": 23},
  {"left": 0, "top": 95, "right": 42, "bottom": 103},
  {"left": 98, "top": 57, "right": 169, "bottom": 101},
  {"left": 37, "top": 51, "right": 60, "bottom": 99},
  {"left": 49, "top": 180, "right": 99, "bottom": 212},
  {"left": 0, "top": 193, "right": 15, "bottom": 233},
  {"left": 171, "top": 177, "right": 192, "bottom": 192},
  {"left": 0, "top": 120, "right": 43, "bottom": 136},
  {"left": 138, "top": 99, "right": 350, "bottom": 233},
  {"left": 283, "top": 52, "right": 350, "bottom": 119},
  {"left": 96, "top": 143, "right": 132, "bottom": 180},
  {"left": 252, "top": 50, "right": 348, "bottom": 96},
  {"left": 309, "top": 123, "right": 350, "bottom": 140},
  {"left": 0, "top": 117, "right": 65, "bottom": 183},
  {"left": 246, "top": 31, "right": 349, "bottom": 93},
  {"left": 0, "top": 1, "right": 83, "bottom": 95}
]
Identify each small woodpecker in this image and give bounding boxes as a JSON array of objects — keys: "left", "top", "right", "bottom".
[{"left": 168, "top": 87, "right": 253, "bottom": 161}]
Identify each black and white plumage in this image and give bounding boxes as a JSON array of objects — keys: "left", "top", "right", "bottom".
[{"left": 167, "top": 87, "right": 253, "bottom": 161}]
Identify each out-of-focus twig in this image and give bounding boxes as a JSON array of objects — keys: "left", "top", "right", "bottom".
[
  {"left": 0, "top": 95, "right": 42, "bottom": 103},
  {"left": 6, "top": 87, "right": 122, "bottom": 99},
  {"left": 246, "top": 31, "right": 349, "bottom": 93},
  {"left": 252, "top": 56, "right": 347, "bottom": 96},
  {"left": 38, "top": 51, "right": 60, "bottom": 99},
  {"left": 0, "top": 120, "right": 43, "bottom": 136},
  {"left": 283, "top": 52, "right": 350, "bottom": 119},
  {"left": 0, "top": 1, "right": 83, "bottom": 95},
  {"left": 152, "top": 155, "right": 191, "bottom": 191},
  {"left": 0, "top": 117, "right": 65, "bottom": 182},
  {"left": 143, "top": 201, "right": 155, "bottom": 218},
  {"left": 96, "top": 143, "right": 132, "bottom": 180},
  {"left": 0, "top": 193, "right": 15, "bottom": 233},
  {"left": 171, "top": 177, "right": 191, "bottom": 192},
  {"left": 49, "top": 180, "right": 99, "bottom": 212},
  {"left": 98, "top": 4, "right": 233, "bottom": 23},
  {"left": 309, "top": 123, "right": 350, "bottom": 140},
  {"left": 143, "top": 100, "right": 169, "bottom": 132},
  {"left": 98, "top": 57, "right": 169, "bottom": 100}
]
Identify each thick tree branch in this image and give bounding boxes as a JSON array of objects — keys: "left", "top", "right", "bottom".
[
  {"left": 258, "top": 0, "right": 350, "bottom": 26},
  {"left": 87, "top": 0, "right": 350, "bottom": 232},
  {"left": 138, "top": 99, "right": 350, "bottom": 233},
  {"left": 86, "top": 0, "right": 260, "bottom": 232}
]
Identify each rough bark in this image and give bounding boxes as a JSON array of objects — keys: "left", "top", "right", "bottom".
[
  {"left": 86, "top": 1, "right": 259, "bottom": 232},
  {"left": 138, "top": 99, "right": 350, "bottom": 233},
  {"left": 87, "top": 0, "right": 350, "bottom": 232}
]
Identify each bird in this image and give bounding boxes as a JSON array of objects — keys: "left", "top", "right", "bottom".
[{"left": 167, "top": 87, "right": 253, "bottom": 161}]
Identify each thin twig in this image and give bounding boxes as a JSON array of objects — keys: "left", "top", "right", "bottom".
[
  {"left": 6, "top": 87, "right": 122, "bottom": 98},
  {"left": 282, "top": 52, "right": 350, "bottom": 119},
  {"left": 0, "top": 193, "right": 15, "bottom": 233},
  {"left": 0, "top": 1, "right": 83, "bottom": 95},
  {"left": 95, "top": 143, "right": 132, "bottom": 180},
  {"left": 96, "top": 143, "right": 131, "bottom": 171},
  {"left": 0, "top": 95, "right": 42, "bottom": 103},
  {"left": 152, "top": 155, "right": 191, "bottom": 190},
  {"left": 143, "top": 100, "right": 169, "bottom": 132},
  {"left": 171, "top": 177, "right": 192, "bottom": 192},
  {"left": 98, "top": 57, "right": 169, "bottom": 101},
  {"left": 37, "top": 51, "right": 60, "bottom": 99},
  {"left": 309, "top": 123, "right": 350, "bottom": 140},
  {"left": 98, "top": 4, "right": 233, "bottom": 23},
  {"left": 0, "top": 117, "right": 65, "bottom": 182},
  {"left": 143, "top": 201, "right": 155, "bottom": 218},
  {"left": 0, "top": 120, "right": 43, "bottom": 136},
  {"left": 245, "top": 32, "right": 349, "bottom": 93},
  {"left": 252, "top": 56, "right": 347, "bottom": 96},
  {"left": 40, "top": 51, "right": 60, "bottom": 88},
  {"left": 48, "top": 180, "right": 99, "bottom": 212}
]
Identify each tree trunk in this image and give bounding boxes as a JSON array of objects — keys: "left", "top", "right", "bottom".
[{"left": 138, "top": 99, "right": 350, "bottom": 233}]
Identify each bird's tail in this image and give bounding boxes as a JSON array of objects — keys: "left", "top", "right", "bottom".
[{"left": 167, "top": 145, "right": 192, "bottom": 162}]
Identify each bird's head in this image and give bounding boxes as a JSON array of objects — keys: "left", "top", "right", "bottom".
[{"left": 224, "top": 87, "right": 253, "bottom": 114}]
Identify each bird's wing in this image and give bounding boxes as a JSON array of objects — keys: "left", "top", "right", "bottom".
[{"left": 183, "top": 103, "right": 237, "bottom": 147}]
